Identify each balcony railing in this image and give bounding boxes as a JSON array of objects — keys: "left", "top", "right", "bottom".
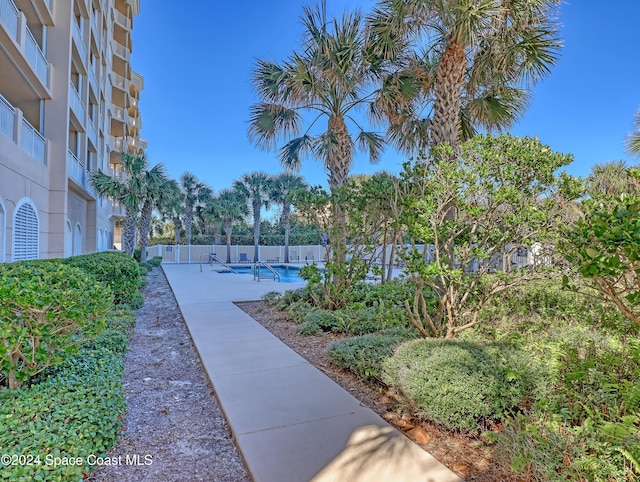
[
  {"left": 0, "top": 0, "right": 19, "bottom": 39},
  {"left": 22, "top": 118, "right": 45, "bottom": 163},
  {"left": 87, "top": 119, "right": 97, "bottom": 146},
  {"left": 69, "top": 82, "right": 86, "bottom": 121},
  {"left": 111, "top": 40, "right": 129, "bottom": 60},
  {"left": 24, "top": 27, "right": 48, "bottom": 84},
  {"left": 88, "top": 66, "right": 98, "bottom": 94},
  {"left": 114, "top": 9, "right": 130, "bottom": 29},
  {"left": 67, "top": 150, "right": 85, "bottom": 186},
  {"left": 111, "top": 136, "right": 124, "bottom": 151},
  {"left": 112, "top": 105, "right": 127, "bottom": 123},
  {"left": 111, "top": 72, "right": 128, "bottom": 91},
  {"left": 72, "top": 19, "right": 87, "bottom": 63},
  {"left": 0, "top": 93, "right": 15, "bottom": 140}
]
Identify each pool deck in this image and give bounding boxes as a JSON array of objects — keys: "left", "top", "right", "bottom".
[{"left": 162, "top": 263, "right": 461, "bottom": 482}]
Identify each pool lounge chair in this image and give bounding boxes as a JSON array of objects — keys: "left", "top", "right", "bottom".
[
  {"left": 305, "top": 251, "right": 315, "bottom": 264},
  {"left": 238, "top": 253, "right": 251, "bottom": 263}
]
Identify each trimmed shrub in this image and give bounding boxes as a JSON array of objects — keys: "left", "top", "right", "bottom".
[
  {"left": 327, "top": 328, "right": 417, "bottom": 382},
  {"left": 63, "top": 252, "right": 142, "bottom": 308},
  {"left": 0, "top": 262, "right": 112, "bottom": 390},
  {"left": 382, "top": 339, "right": 550, "bottom": 433},
  {"left": 297, "top": 310, "right": 341, "bottom": 335},
  {"left": 0, "top": 343, "right": 128, "bottom": 480}
]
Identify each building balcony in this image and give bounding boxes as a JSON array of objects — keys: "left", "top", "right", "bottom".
[
  {"left": 0, "top": 93, "right": 46, "bottom": 163},
  {"left": 72, "top": 18, "right": 87, "bottom": 66},
  {"left": 87, "top": 119, "right": 98, "bottom": 148},
  {"left": 69, "top": 82, "right": 86, "bottom": 123},
  {"left": 0, "top": 0, "right": 50, "bottom": 93},
  {"left": 111, "top": 40, "right": 129, "bottom": 61},
  {"left": 111, "top": 104, "right": 128, "bottom": 124},
  {"left": 113, "top": 9, "right": 131, "bottom": 30},
  {"left": 67, "top": 150, "right": 94, "bottom": 196},
  {"left": 111, "top": 72, "right": 129, "bottom": 92}
]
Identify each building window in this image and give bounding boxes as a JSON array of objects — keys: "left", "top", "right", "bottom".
[{"left": 13, "top": 199, "right": 39, "bottom": 261}]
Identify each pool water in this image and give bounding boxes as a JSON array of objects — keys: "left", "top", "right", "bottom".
[{"left": 224, "top": 265, "right": 304, "bottom": 283}]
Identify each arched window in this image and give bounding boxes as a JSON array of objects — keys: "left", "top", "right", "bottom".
[
  {"left": 65, "top": 220, "right": 73, "bottom": 257},
  {"left": 13, "top": 199, "right": 39, "bottom": 261},
  {"left": 73, "top": 223, "right": 82, "bottom": 256}
]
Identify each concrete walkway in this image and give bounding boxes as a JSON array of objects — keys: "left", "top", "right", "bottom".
[{"left": 163, "top": 264, "right": 461, "bottom": 482}]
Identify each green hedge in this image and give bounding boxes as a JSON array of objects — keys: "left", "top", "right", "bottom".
[
  {"left": 327, "top": 328, "right": 417, "bottom": 382},
  {"left": 63, "top": 252, "right": 143, "bottom": 308},
  {"left": 0, "top": 307, "right": 135, "bottom": 481},
  {"left": 382, "top": 339, "right": 550, "bottom": 433},
  {"left": 0, "top": 262, "right": 112, "bottom": 389}
]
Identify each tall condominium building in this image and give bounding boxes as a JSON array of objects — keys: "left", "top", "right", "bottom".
[{"left": 0, "top": 0, "right": 146, "bottom": 262}]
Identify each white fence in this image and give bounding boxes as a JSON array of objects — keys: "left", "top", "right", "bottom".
[{"left": 146, "top": 244, "right": 328, "bottom": 264}]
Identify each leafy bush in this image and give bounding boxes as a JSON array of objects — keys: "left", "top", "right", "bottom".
[
  {"left": 63, "top": 252, "right": 142, "bottom": 308},
  {"left": 297, "top": 310, "right": 341, "bottom": 335},
  {"left": 148, "top": 256, "right": 163, "bottom": 267},
  {"left": 493, "top": 337, "right": 640, "bottom": 481},
  {"left": 0, "top": 262, "right": 112, "bottom": 390},
  {"left": 0, "top": 308, "right": 134, "bottom": 481},
  {"left": 382, "top": 339, "right": 550, "bottom": 432},
  {"left": 327, "top": 328, "right": 417, "bottom": 382},
  {"left": 287, "top": 301, "right": 314, "bottom": 323},
  {"left": 337, "top": 303, "right": 409, "bottom": 335},
  {"left": 479, "top": 277, "right": 636, "bottom": 340}
]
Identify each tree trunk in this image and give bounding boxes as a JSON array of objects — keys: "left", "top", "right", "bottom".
[
  {"left": 387, "top": 231, "right": 398, "bottom": 282},
  {"left": 253, "top": 208, "right": 261, "bottom": 263},
  {"left": 173, "top": 217, "right": 182, "bottom": 245},
  {"left": 123, "top": 210, "right": 137, "bottom": 257},
  {"left": 214, "top": 224, "right": 222, "bottom": 245},
  {"left": 225, "top": 225, "right": 232, "bottom": 264},
  {"left": 138, "top": 202, "right": 152, "bottom": 263},
  {"left": 283, "top": 205, "right": 291, "bottom": 263},
  {"left": 431, "top": 40, "right": 466, "bottom": 147},
  {"left": 185, "top": 201, "right": 193, "bottom": 245},
  {"left": 327, "top": 115, "right": 353, "bottom": 268}
]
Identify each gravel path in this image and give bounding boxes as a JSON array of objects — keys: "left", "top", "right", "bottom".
[{"left": 89, "top": 267, "right": 250, "bottom": 482}]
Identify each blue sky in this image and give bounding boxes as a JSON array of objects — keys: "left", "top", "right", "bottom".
[{"left": 132, "top": 0, "right": 640, "bottom": 193}]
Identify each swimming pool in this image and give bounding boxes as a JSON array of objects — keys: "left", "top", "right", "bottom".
[{"left": 223, "top": 265, "right": 304, "bottom": 283}]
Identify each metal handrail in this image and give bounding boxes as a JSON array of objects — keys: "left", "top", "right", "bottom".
[
  {"left": 200, "top": 253, "right": 238, "bottom": 273},
  {"left": 253, "top": 262, "right": 280, "bottom": 282}
]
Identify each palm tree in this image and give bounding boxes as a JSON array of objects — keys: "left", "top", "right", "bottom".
[
  {"left": 626, "top": 109, "right": 640, "bottom": 158},
  {"left": 271, "top": 173, "right": 308, "bottom": 263},
  {"left": 205, "top": 190, "right": 249, "bottom": 263},
  {"left": 587, "top": 160, "right": 639, "bottom": 198},
  {"left": 157, "top": 180, "right": 184, "bottom": 245},
  {"left": 368, "top": 0, "right": 563, "bottom": 149},
  {"left": 137, "top": 171, "right": 173, "bottom": 263},
  {"left": 249, "top": 1, "right": 386, "bottom": 264},
  {"left": 179, "top": 172, "right": 213, "bottom": 245},
  {"left": 233, "top": 172, "right": 272, "bottom": 262},
  {"left": 90, "top": 151, "right": 151, "bottom": 257}
]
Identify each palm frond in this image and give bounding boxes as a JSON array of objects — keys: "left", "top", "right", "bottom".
[
  {"left": 357, "top": 131, "right": 385, "bottom": 164},
  {"left": 277, "top": 134, "right": 315, "bottom": 171},
  {"left": 248, "top": 103, "right": 302, "bottom": 151},
  {"left": 626, "top": 109, "right": 640, "bottom": 158}
]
